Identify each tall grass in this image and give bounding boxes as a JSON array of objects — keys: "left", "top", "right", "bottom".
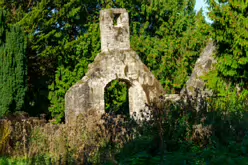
[{"left": 0, "top": 91, "right": 248, "bottom": 164}]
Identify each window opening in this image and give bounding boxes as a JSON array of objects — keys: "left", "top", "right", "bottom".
[{"left": 113, "top": 13, "right": 121, "bottom": 26}]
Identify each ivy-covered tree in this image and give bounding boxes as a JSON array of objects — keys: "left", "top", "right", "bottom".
[{"left": 0, "top": 9, "right": 27, "bottom": 117}]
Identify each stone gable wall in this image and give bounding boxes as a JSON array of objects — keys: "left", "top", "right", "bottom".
[
  {"left": 65, "top": 8, "right": 217, "bottom": 124},
  {"left": 65, "top": 9, "right": 164, "bottom": 123}
]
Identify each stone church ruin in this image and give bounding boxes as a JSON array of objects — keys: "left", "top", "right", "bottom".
[
  {"left": 65, "top": 8, "right": 216, "bottom": 123},
  {"left": 65, "top": 9, "right": 165, "bottom": 123}
]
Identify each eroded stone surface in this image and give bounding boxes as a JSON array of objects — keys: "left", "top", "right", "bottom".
[
  {"left": 65, "top": 50, "right": 164, "bottom": 123},
  {"left": 65, "top": 9, "right": 164, "bottom": 123},
  {"left": 163, "top": 42, "right": 216, "bottom": 104},
  {"left": 181, "top": 41, "right": 217, "bottom": 97},
  {"left": 100, "top": 9, "right": 130, "bottom": 52},
  {"left": 65, "top": 8, "right": 217, "bottom": 123}
]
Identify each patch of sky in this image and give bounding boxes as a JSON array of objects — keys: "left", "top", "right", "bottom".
[{"left": 194, "top": 0, "right": 213, "bottom": 24}]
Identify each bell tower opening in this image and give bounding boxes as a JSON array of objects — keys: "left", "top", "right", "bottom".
[
  {"left": 113, "top": 13, "right": 121, "bottom": 26},
  {"left": 104, "top": 79, "right": 130, "bottom": 116},
  {"left": 100, "top": 8, "right": 130, "bottom": 52}
]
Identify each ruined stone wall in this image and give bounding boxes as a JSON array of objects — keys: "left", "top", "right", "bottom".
[
  {"left": 181, "top": 41, "right": 216, "bottom": 96},
  {"left": 65, "top": 8, "right": 217, "bottom": 124},
  {"left": 165, "top": 41, "right": 217, "bottom": 101},
  {"left": 65, "top": 9, "right": 164, "bottom": 123},
  {"left": 100, "top": 9, "right": 130, "bottom": 52},
  {"left": 65, "top": 49, "right": 165, "bottom": 123}
]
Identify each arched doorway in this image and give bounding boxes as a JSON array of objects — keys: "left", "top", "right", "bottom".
[{"left": 104, "top": 79, "right": 131, "bottom": 116}]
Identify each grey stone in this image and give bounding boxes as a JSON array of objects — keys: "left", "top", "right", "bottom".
[
  {"left": 65, "top": 9, "right": 164, "bottom": 123},
  {"left": 181, "top": 41, "right": 216, "bottom": 97},
  {"left": 100, "top": 9, "right": 130, "bottom": 52},
  {"left": 164, "top": 94, "right": 181, "bottom": 102},
  {"left": 163, "top": 42, "right": 216, "bottom": 106},
  {"left": 65, "top": 8, "right": 218, "bottom": 123}
]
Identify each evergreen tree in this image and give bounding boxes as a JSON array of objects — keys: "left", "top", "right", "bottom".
[
  {"left": 208, "top": 0, "right": 248, "bottom": 82},
  {"left": 0, "top": 0, "right": 100, "bottom": 117},
  {"left": 48, "top": 0, "right": 210, "bottom": 121},
  {"left": 0, "top": 9, "right": 5, "bottom": 45},
  {"left": 130, "top": 0, "right": 210, "bottom": 93},
  {"left": 0, "top": 0, "right": 210, "bottom": 121},
  {"left": 0, "top": 9, "right": 27, "bottom": 117},
  {"left": 205, "top": 0, "right": 248, "bottom": 109}
]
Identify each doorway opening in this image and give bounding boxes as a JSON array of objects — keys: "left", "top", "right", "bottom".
[{"left": 104, "top": 79, "right": 130, "bottom": 116}]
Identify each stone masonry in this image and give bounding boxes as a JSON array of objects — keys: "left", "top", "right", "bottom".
[
  {"left": 181, "top": 41, "right": 216, "bottom": 96},
  {"left": 100, "top": 8, "right": 130, "bottom": 52},
  {"left": 65, "top": 9, "right": 164, "bottom": 123},
  {"left": 165, "top": 41, "right": 217, "bottom": 101}
]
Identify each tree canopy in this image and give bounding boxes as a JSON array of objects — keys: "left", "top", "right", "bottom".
[
  {"left": 0, "top": 0, "right": 246, "bottom": 121},
  {"left": 1, "top": 0, "right": 248, "bottom": 164},
  {"left": 0, "top": 9, "right": 27, "bottom": 117}
]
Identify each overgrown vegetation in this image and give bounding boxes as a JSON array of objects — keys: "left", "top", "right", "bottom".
[
  {"left": 204, "top": 0, "right": 248, "bottom": 111},
  {"left": 105, "top": 80, "right": 130, "bottom": 115},
  {"left": 0, "top": 0, "right": 248, "bottom": 164},
  {"left": 0, "top": 0, "right": 210, "bottom": 121},
  {"left": 1, "top": 91, "right": 248, "bottom": 164}
]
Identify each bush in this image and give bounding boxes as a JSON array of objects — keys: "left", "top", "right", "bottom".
[
  {"left": 111, "top": 90, "right": 248, "bottom": 164},
  {"left": 1, "top": 90, "right": 248, "bottom": 164}
]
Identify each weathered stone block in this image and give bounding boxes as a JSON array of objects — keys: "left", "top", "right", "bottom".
[{"left": 100, "top": 9, "right": 130, "bottom": 52}]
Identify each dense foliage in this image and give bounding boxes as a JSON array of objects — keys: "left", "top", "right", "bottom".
[
  {"left": 1, "top": 0, "right": 101, "bottom": 118},
  {"left": 0, "top": 9, "right": 27, "bottom": 117},
  {"left": 104, "top": 80, "right": 129, "bottom": 115},
  {"left": 1, "top": 93, "right": 248, "bottom": 164},
  {"left": 204, "top": 0, "right": 248, "bottom": 110},
  {"left": 209, "top": 0, "right": 247, "bottom": 82},
  {"left": 0, "top": 0, "right": 211, "bottom": 121},
  {"left": 0, "top": 0, "right": 248, "bottom": 164}
]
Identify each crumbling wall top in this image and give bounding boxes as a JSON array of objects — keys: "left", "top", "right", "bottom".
[{"left": 100, "top": 8, "right": 130, "bottom": 52}]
